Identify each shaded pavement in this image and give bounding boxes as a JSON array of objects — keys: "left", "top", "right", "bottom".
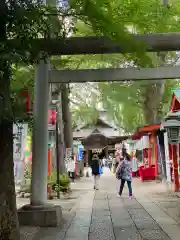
[{"left": 20, "top": 168, "right": 180, "bottom": 240}]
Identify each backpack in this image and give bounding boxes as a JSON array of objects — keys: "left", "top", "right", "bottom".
[{"left": 116, "top": 161, "right": 125, "bottom": 180}]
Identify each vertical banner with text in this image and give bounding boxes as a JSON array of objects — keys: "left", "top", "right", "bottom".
[{"left": 13, "top": 123, "right": 28, "bottom": 183}]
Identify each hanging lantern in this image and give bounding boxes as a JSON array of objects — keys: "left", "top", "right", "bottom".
[
  {"left": 19, "top": 89, "right": 31, "bottom": 114},
  {"left": 48, "top": 109, "right": 56, "bottom": 125}
]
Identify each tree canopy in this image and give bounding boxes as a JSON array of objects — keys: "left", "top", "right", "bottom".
[
  {"left": 67, "top": 0, "right": 180, "bottom": 131},
  {"left": 12, "top": 0, "right": 180, "bottom": 130}
]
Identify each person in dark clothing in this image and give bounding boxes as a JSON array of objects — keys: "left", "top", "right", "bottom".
[{"left": 91, "top": 153, "right": 101, "bottom": 190}]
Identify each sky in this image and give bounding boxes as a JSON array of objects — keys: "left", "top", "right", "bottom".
[{"left": 57, "top": 0, "right": 69, "bottom": 8}]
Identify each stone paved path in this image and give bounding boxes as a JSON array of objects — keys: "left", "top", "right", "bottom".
[{"left": 20, "top": 168, "right": 180, "bottom": 240}]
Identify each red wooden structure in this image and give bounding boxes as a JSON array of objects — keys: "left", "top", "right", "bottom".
[
  {"left": 170, "top": 90, "right": 180, "bottom": 113},
  {"left": 132, "top": 124, "right": 160, "bottom": 181},
  {"left": 27, "top": 150, "right": 52, "bottom": 177},
  {"left": 166, "top": 89, "right": 180, "bottom": 191}
]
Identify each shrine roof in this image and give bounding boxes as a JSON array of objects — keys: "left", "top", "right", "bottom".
[
  {"left": 73, "top": 111, "right": 127, "bottom": 139},
  {"left": 170, "top": 88, "right": 180, "bottom": 112},
  {"left": 172, "top": 89, "right": 180, "bottom": 101}
]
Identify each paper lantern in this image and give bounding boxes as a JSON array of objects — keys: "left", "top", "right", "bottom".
[
  {"left": 19, "top": 89, "right": 31, "bottom": 113},
  {"left": 48, "top": 109, "right": 56, "bottom": 125}
]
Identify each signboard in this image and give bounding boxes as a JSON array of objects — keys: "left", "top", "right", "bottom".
[
  {"left": 65, "top": 148, "right": 75, "bottom": 172},
  {"left": 78, "top": 145, "right": 83, "bottom": 161},
  {"left": 92, "top": 149, "right": 102, "bottom": 153},
  {"left": 13, "top": 123, "right": 28, "bottom": 183},
  {"left": 13, "top": 123, "right": 28, "bottom": 162}
]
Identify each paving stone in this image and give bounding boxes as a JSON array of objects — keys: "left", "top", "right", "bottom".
[
  {"left": 110, "top": 208, "right": 131, "bottom": 219},
  {"left": 91, "top": 216, "right": 112, "bottom": 225},
  {"left": 33, "top": 228, "right": 66, "bottom": 240},
  {"left": 111, "top": 213, "right": 131, "bottom": 221},
  {"left": 127, "top": 208, "right": 151, "bottom": 217},
  {"left": 134, "top": 219, "right": 160, "bottom": 230},
  {"left": 89, "top": 194, "right": 115, "bottom": 240},
  {"left": 139, "top": 229, "right": 170, "bottom": 240},
  {"left": 65, "top": 225, "right": 89, "bottom": 238},
  {"left": 130, "top": 214, "right": 156, "bottom": 222},
  {"left": 64, "top": 237, "right": 88, "bottom": 240},
  {"left": 92, "top": 211, "right": 111, "bottom": 218},
  {"left": 113, "top": 226, "right": 140, "bottom": 240},
  {"left": 89, "top": 224, "right": 115, "bottom": 240},
  {"left": 93, "top": 206, "right": 109, "bottom": 211},
  {"left": 59, "top": 213, "right": 75, "bottom": 230},
  {"left": 167, "top": 233, "right": 180, "bottom": 240},
  {"left": 157, "top": 224, "right": 180, "bottom": 235},
  {"left": 20, "top": 226, "right": 40, "bottom": 240},
  {"left": 123, "top": 199, "right": 142, "bottom": 209},
  {"left": 153, "top": 216, "right": 177, "bottom": 225},
  {"left": 71, "top": 219, "right": 91, "bottom": 227},
  {"left": 111, "top": 218, "right": 135, "bottom": 228},
  {"left": 73, "top": 214, "right": 92, "bottom": 222}
]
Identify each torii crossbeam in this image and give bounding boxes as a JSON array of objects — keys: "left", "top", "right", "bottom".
[
  {"left": 9, "top": 33, "right": 180, "bottom": 55},
  {"left": 49, "top": 66, "right": 180, "bottom": 83}
]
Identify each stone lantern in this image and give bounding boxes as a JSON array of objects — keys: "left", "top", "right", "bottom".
[
  {"left": 161, "top": 118, "right": 180, "bottom": 144},
  {"left": 161, "top": 116, "right": 180, "bottom": 191}
]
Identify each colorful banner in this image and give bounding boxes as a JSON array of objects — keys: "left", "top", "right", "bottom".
[{"left": 78, "top": 145, "right": 83, "bottom": 161}]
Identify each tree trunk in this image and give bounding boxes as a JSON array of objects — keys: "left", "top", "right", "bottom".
[
  {"left": 143, "top": 82, "right": 165, "bottom": 124},
  {"left": 0, "top": 120, "right": 20, "bottom": 240},
  {"left": 56, "top": 92, "right": 66, "bottom": 173},
  {"left": 0, "top": 1, "right": 20, "bottom": 239},
  {"left": 61, "top": 84, "right": 73, "bottom": 149},
  {"left": 143, "top": 53, "right": 166, "bottom": 124}
]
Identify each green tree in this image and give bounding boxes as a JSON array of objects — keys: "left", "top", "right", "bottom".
[
  {"left": 0, "top": 1, "right": 53, "bottom": 238},
  {"left": 69, "top": 0, "right": 180, "bottom": 130}
]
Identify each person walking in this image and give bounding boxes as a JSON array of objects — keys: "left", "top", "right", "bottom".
[
  {"left": 91, "top": 153, "right": 101, "bottom": 190},
  {"left": 116, "top": 151, "right": 133, "bottom": 199}
]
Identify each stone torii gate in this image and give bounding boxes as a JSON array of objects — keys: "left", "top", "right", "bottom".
[{"left": 18, "top": 34, "right": 180, "bottom": 226}]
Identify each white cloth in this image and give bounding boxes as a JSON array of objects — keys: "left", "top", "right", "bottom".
[
  {"left": 14, "top": 161, "right": 24, "bottom": 183},
  {"left": 67, "top": 160, "right": 75, "bottom": 172},
  {"left": 94, "top": 175, "right": 100, "bottom": 189},
  {"left": 132, "top": 157, "right": 138, "bottom": 172}
]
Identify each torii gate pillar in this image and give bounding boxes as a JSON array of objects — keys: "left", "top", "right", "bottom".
[
  {"left": 18, "top": 53, "right": 62, "bottom": 226},
  {"left": 31, "top": 53, "right": 49, "bottom": 206}
]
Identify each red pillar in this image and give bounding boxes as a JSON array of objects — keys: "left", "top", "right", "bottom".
[
  {"left": 172, "top": 144, "right": 179, "bottom": 192},
  {"left": 154, "top": 138, "right": 159, "bottom": 178},
  {"left": 148, "top": 148, "right": 151, "bottom": 167}
]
